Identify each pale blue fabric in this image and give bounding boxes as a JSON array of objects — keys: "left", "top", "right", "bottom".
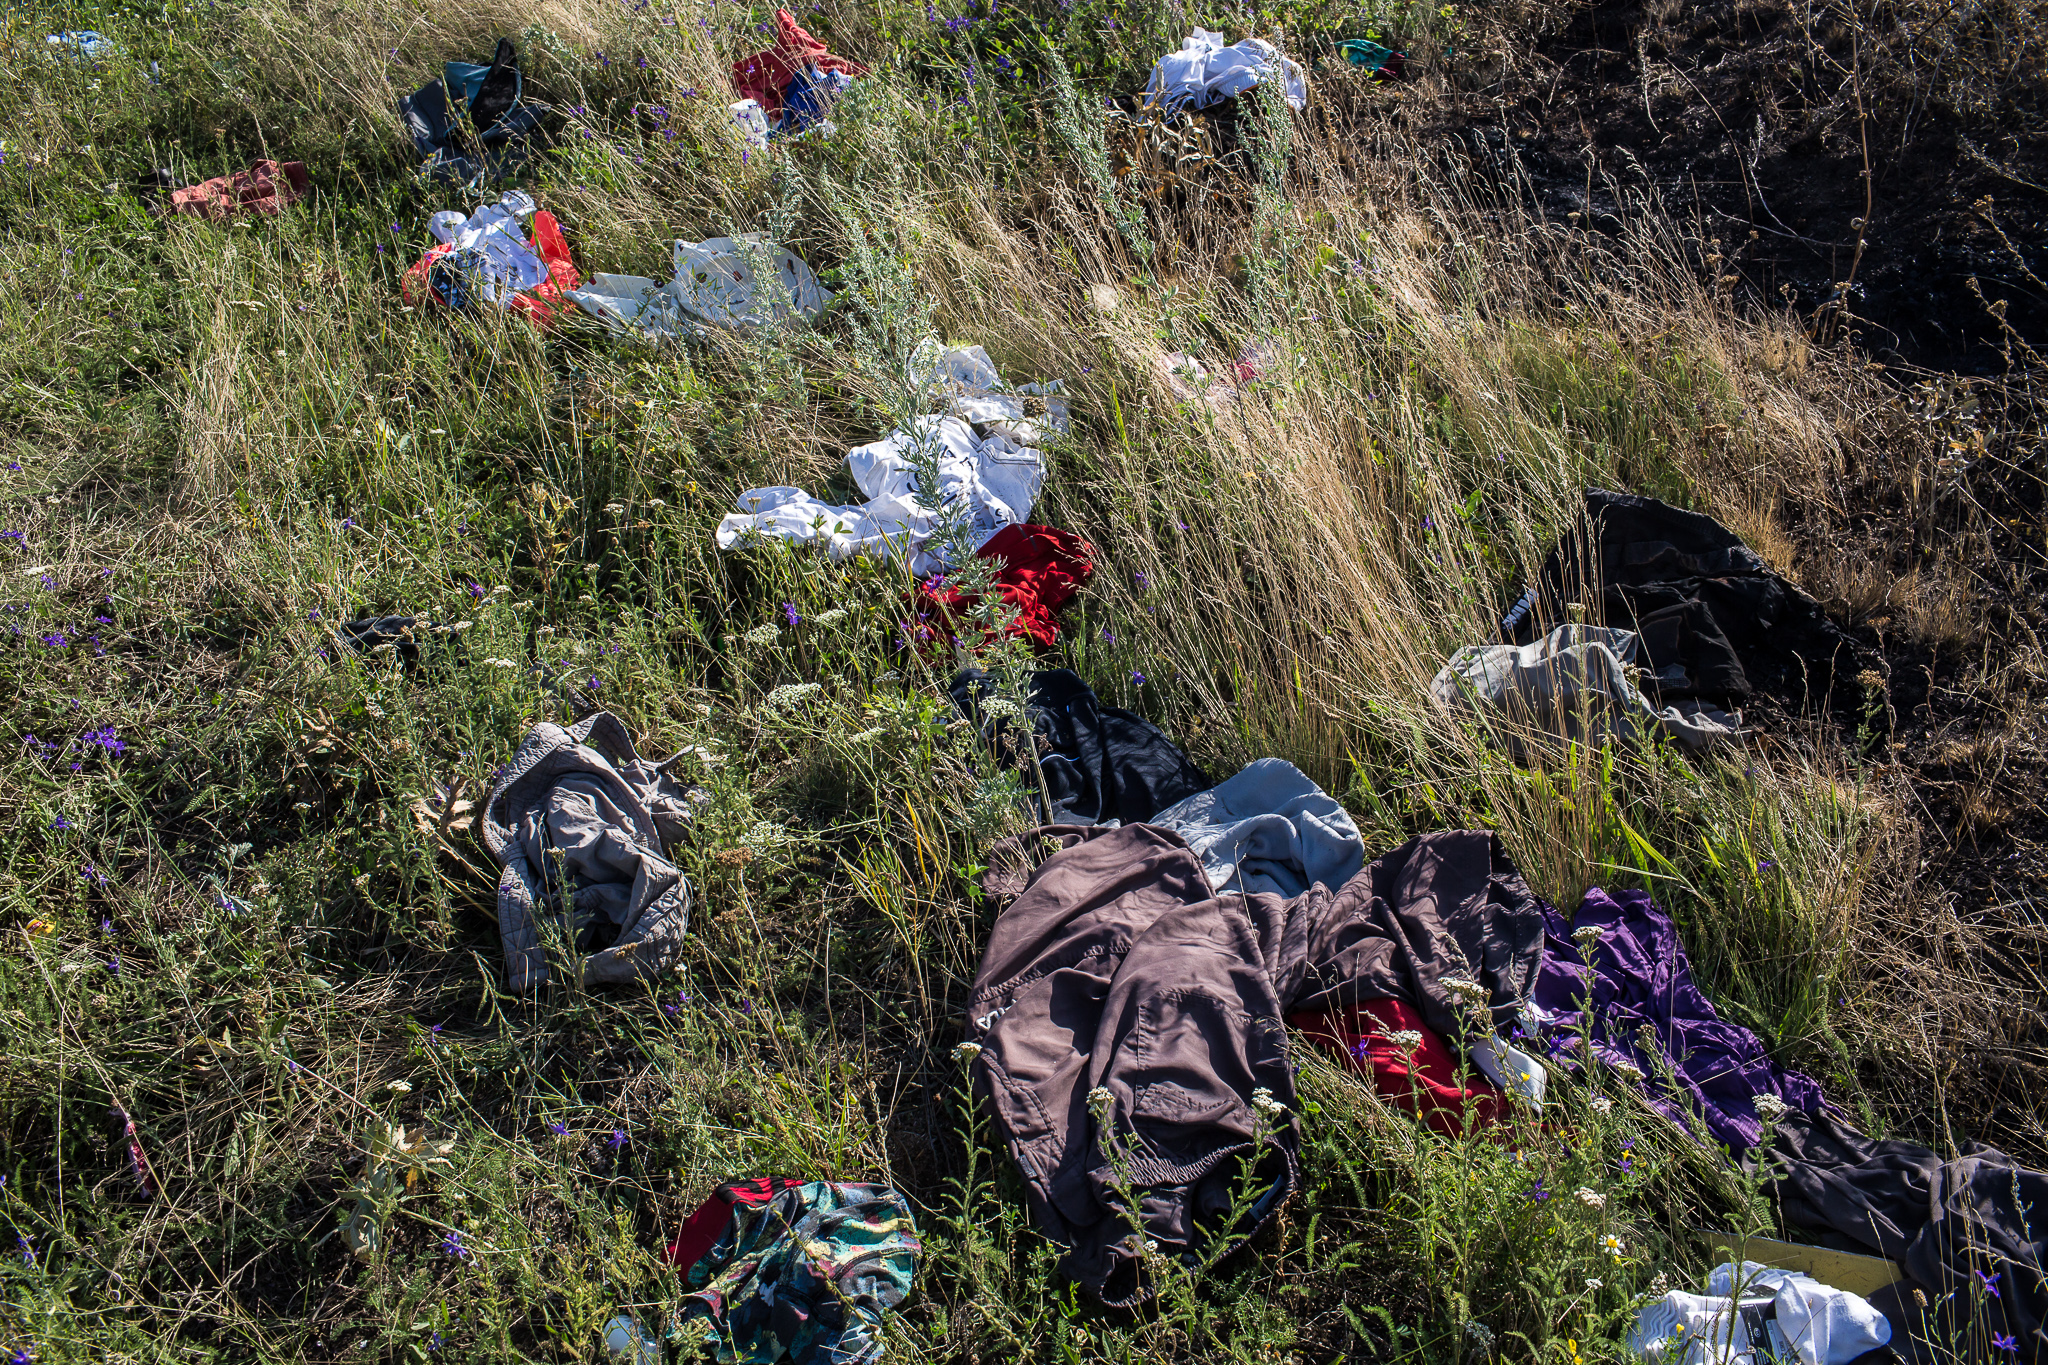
[{"left": 1151, "top": 757, "right": 1364, "bottom": 899}]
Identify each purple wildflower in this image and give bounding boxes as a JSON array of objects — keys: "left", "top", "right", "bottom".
[
  {"left": 1976, "top": 1269, "right": 2001, "bottom": 1299},
  {"left": 1525, "top": 1179, "right": 1550, "bottom": 1203},
  {"left": 547, "top": 1121, "right": 568, "bottom": 1136},
  {"left": 783, "top": 601, "right": 800, "bottom": 626},
  {"left": 439, "top": 1228, "right": 472, "bottom": 1261},
  {"left": 606, "top": 1129, "right": 628, "bottom": 1151},
  {"left": 1131, "top": 671, "right": 1145, "bottom": 686},
  {"left": 1994, "top": 1334, "right": 2018, "bottom": 1353}
]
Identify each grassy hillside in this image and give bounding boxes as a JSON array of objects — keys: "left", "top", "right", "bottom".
[{"left": 0, "top": 0, "right": 2041, "bottom": 1360}]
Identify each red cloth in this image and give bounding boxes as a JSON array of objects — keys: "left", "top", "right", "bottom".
[
  {"left": 912, "top": 524, "right": 1095, "bottom": 650},
  {"left": 1290, "top": 997, "right": 1506, "bottom": 1136},
  {"left": 662, "top": 1176, "right": 807, "bottom": 1269},
  {"left": 731, "top": 9, "right": 869, "bottom": 118},
  {"left": 398, "top": 209, "right": 581, "bottom": 325},
  {"left": 166, "top": 160, "right": 309, "bottom": 221}
]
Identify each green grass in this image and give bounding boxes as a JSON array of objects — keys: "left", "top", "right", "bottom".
[{"left": 0, "top": 0, "right": 2018, "bottom": 1359}]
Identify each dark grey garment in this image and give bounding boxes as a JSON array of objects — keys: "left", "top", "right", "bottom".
[
  {"left": 1764, "top": 1109, "right": 2047, "bottom": 1363},
  {"left": 1151, "top": 757, "right": 1365, "bottom": 898},
  {"left": 967, "top": 825, "right": 1543, "bottom": 1304},
  {"left": 1432, "top": 623, "right": 1741, "bottom": 754},
  {"left": 1519, "top": 489, "right": 1865, "bottom": 709},
  {"left": 481, "top": 712, "right": 698, "bottom": 991}
]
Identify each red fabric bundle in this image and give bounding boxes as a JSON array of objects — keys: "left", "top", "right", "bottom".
[
  {"left": 1290, "top": 997, "right": 1506, "bottom": 1136},
  {"left": 912, "top": 524, "right": 1095, "bottom": 650},
  {"left": 166, "top": 160, "right": 310, "bottom": 221},
  {"left": 731, "top": 8, "right": 869, "bottom": 118},
  {"left": 663, "top": 1176, "right": 807, "bottom": 1270},
  {"left": 398, "top": 210, "right": 581, "bottom": 325}
]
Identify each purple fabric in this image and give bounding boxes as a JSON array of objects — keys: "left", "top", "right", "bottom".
[{"left": 1530, "top": 887, "right": 1834, "bottom": 1152}]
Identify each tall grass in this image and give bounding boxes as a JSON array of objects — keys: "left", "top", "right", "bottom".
[{"left": 0, "top": 0, "right": 2037, "bottom": 1360}]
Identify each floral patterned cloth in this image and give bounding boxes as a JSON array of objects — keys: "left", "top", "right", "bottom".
[{"left": 681, "top": 1181, "right": 919, "bottom": 1365}]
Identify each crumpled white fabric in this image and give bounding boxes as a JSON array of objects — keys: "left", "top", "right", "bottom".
[
  {"left": 1470, "top": 1033, "right": 1547, "bottom": 1106},
  {"left": 1144, "top": 29, "right": 1307, "bottom": 112},
  {"left": 1629, "top": 1262, "right": 1890, "bottom": 1365},
  {"left": 716, "top": 343, "right": 1066, "bottom": 574},
  {"left": 730, "top": 98, "right": 769, "bottom": 149},
  {"left": 1431, "top": 624, "right": 1742, "bottom": 754},
  {"left": 567, "top": 234, "right": 832, "bottom": 341},
  {"left": 426, "top": 191, "right": 546, "bottom": 305}
]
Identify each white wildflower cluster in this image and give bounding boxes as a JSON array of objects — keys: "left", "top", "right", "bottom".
[
  {"left": 738, "top": 819, "right": 796, "bottom": 853},
  {"left": 846, "top": 728, "right": 886, "bottom": 744},
  {"left": 763, "top": 682, "right": 823, "bottom": 709},
  {"left": 1250, "top": 1086, "right": 1286, "bottom": 1117},
  {"left": 1575, "top": 1186, "right": 1607, "bottom": 1209},
  {"left": 1589, "top": 1095, "right": 1614, "bottom": 1115},
  {"left": 1441, "top": 976, "right": 1488, "bottom": 1004},
  {"left": 1754, "top": 1093, "right": 1789, "bottom": 1122},
  {"left": 977, "top": 697, "right": 1024, "bottom": 720},
  {"left": 1572, "top": 925, "right": 1605, "bottom": 951},
  {"left": 1611, "top": 1059, "right": 1645, "bottom": 1083},
  {"left": 1086, "top": 1086, "right": 1115, "bottom": 1123},
  {"left": 952, "top": 1041, "right": 982, "bottom": 1063},
  {"left": 1387, "top": 1030, "right": 1425, "bottom": 1051},
  {"left": 812, "top": 607, "right": 849, "bottom": 625},
  {"left": 743, "top": 623, "right": 780, "bottom": 645}
]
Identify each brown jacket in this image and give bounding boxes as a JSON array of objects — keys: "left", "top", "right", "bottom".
[{"left": 968, "top": 824, "right": 1543, "bottom": 1302}]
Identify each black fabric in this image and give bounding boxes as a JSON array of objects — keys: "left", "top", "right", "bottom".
[
  {"left": 1764, "top": 1109, "right": 2046, "bottom": 1362},
  {"left": 400, "top": 76, "right": 454, "bottom": 157},
  {"left": 951, "top": 669, "right": 1211, "bottom": 826},
  {"left": 1518, "top": 489, "right": 1864, "bottom": 708},
  {"left": 339, "top": 616, "right": 458, "bottom": 665},
  {"left": 469, "top": 37, "right": 521, "bottom": 135}
]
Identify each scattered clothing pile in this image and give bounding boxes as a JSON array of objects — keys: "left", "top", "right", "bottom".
[
  {"left": 1535, "top": 882, "right": 2047, "bottom": 1359},
  {"left": 161, "top": 159, "right": 310, "bottom": 222},
  {"left": 966, "top": 825, "right": 1544, "bottom": 1302},
  {"left": 1432, "top": 624, "right": 1743, "bottom": 754},
  {"left": 400, "top": 191, "right": 580, "bottom": 322},
  {"left": 731, "top": 9, "right": 867, "bottom": 136},
  {"left": 1629, "top": 1261, "right": 1891, "bottom": 1365},
  {"left": 481, "top": 712, "right": 700, "bottom": 991},
  {"left": 567, "top": 235, "right": 832, "bottom": 341},
  {"left": 909, "top": 523, "right": 1095, "bottom": 650},
  {"left": 670, "top": 1178, "right": 919, "bottom": 1365},
  {"left": 716, "top": 343, "right": 1067, "bottom": 575},
  {"left": 951, "top": 668, "right": 1210, "bottom": 826},
  {"left": 400, "top": 38, "right": 549, "bottom": 183},
  {"left": 1143, "top": 29, "right": 1308, "bottom": 113},
  {"left": 1511, "top": 490, "right": 1864, "bottom": 713}
]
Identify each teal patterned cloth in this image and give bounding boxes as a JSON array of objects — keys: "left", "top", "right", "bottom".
[{"left": 681, "top": 1181, "right": 920, "bottom": 1364}]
